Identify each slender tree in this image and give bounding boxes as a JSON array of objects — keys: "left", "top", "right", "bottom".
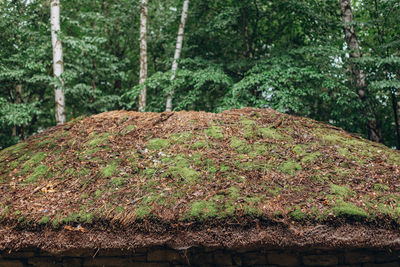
[
  {"left": 138, "top": 0, "right": 148, "bottom": 112},
  {"left": 165, "top": 0, "right": 189, "bottom": 112},
  {"left": 391, "top": 92, "right": 400, "bottom": 149},
  {"left": 339, "top": 0, "right": 381, "bottom": 142},
  {"left": 50, "top": 0, "right": 66, "bottom": 125},
  {"left": 12, "top": 84, "right": 22, "bottom": 138}
]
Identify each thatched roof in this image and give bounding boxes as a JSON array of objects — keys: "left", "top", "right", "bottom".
[{"left": 0, "top": 108, "right": 399, "bottom": 252}]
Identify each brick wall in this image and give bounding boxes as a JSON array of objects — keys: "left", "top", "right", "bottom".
[{"left": 0, "top": 247, "right": 399, "bottom": 266}]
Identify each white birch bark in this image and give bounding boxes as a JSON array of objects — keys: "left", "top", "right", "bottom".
[
  {"left": 138, "top": 0, "right": 148, "bottom": 112},
  {"left": 51, "top": 0, "right": 66, "bottom": 125},
  {"left": 165, "top": 0, "right": 190, "bottom": 112}
]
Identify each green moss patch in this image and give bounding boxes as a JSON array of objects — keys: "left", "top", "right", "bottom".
[
  {"left": 147, "top": 138, "right": 170, "bottom": 150},
  {"left": 4, "top": 153, "right": 30, "bottom": 171},
  {"left": 374, "top": 183, "right": 389, "bottom": 192},
  {"left": 230, "top": 137, "right": 251, "bottom": 153},
  {"left": 258, "top": 127, "right": 284, "bottom": 140},
  {"left": 330, "top": 184, "right": 352, "bottom": 197},
  {"left": 240, "top": 119, "right": 257, "bottom": 140},
  {"left": 101, "top": 161, "right": 120, "bottom": 177},
  {"left": 188, "top": 200, "right": 218, "bottom": 219},
  {"left": 292, "top": 145, "right": 307, "bottom": 156},
  {"left": 160, "top": 155, "right": 200, "bottom": 183},
  {"left": 332, "top": 201, "right": 368, "bottom": 218},
  {"left": 39, "top": 216, "right": 50, "bottom": 225},
  {"left": 191, "top": 140, "right": 208, "bottom": 150},
  {"left": 387, "top": 152, "right": 400, "bottom": 165},
  {"left": 37, "top": 139, "right": 55, "bottom": 148},
  {"left": 109, "top": 177, "right": 126, "bottom": 187},
  {"left": 321, "top": 132, "right": 345, "bottom": 143},
  {"left": 85, "top": 133, "right": 112, "bottom": 147},
  {"left": 165, "top": 166, "right": 200, "bottom": 184},
  {"left": 61, "top": 210, "right": 94, "bottom": 224},
  {"left": 204, "top": 126, "right": 224, "bottom": 139},
  {"left": 290, "top": 207, "right": 307, "bottom": 221},
  {"left": 169, "top": 132, "right": 193, "bottom": 144},
  {"left": 135, "top": 205, "right": 151, "bottom": 219},
  {"left": 240, "top": 119, "right": 256, "bottom": 125},
  {"left": 25, "top": 165, "right": 49, "bottom": 183},
  {"left": 20, "top": 152, "right": 47, "bottom": 174},
  {"left": 301, "top": 152, "right": 321, "bottom": 164},
  {"left": 278, "top": 161, "right": 302, "bottom": 175},
  {"left": 122, "top": 125, "right": 136, "bottom": 135},
  {"left": 85, "top": 147, "right": 102, "bottom": 156},
  {"left": 251, "top": 142, "right": 267, "bottom": 156},
  {"left": 0, "top": 142, "right": 27, "bottom": 159}
]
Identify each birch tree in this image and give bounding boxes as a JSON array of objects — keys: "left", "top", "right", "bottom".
[
  {"left": 165, "top": 0, "right": 189, "bottom": 112},
  {"left": 138, "top": 0, "right": 148, "bottom": 112},
  {"left": 339, "top": 0, "right": 381, "bottom": 142},
  {"left": 50, "top": 0, "right": 66, "bottom": 125}
]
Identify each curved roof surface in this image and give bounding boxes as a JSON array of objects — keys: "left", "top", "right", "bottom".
[{"left": 1, "top": 108, "right": 399, "bottom": 251}]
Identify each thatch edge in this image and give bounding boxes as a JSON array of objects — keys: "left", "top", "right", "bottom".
[{"left": 1, "top": 223, "right": 399, "bottom": 253}]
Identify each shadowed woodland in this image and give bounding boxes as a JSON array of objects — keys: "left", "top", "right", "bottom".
[{"left": 1, "top": 0, "right": 400, "bottom": 149}]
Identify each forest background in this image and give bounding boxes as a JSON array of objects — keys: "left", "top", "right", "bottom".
[{"left": 1, "top": 0, "right": 399, "bottom": 150}]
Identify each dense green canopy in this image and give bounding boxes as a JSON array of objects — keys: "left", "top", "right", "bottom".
[{"left": 1, "top": 0, "right": 400, "bottom": 149}]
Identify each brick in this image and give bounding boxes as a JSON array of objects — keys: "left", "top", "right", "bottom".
[
  {"left": 232, "top": 254, "right": 242, "bottom": 265},
  {"left": 131, "top": 254, "right": 148, "bottom": 262},
  {"left": 236, "top": 247, "right": 258, "bottom": 253},
  {"left": 0, "top": 260, "right": 24, "bottom": 267},
  {"left": 191, "top": 253, "right": 214, "bottom": 265},
  {"left": 302, "top": 255, "right": 338, "bottom": 266},
  {"left": 268, "top": 253, "right": 300, "bottom": 266},
  {"left": 98, "top": 249, "right": 136, "bottom": 257},
  {"left": 203, "top": 247, "right": 220, "bottom": 252},
  {"left": 96, "top": 248, "right": 147, "bottom": 257},
  {"left": 133, "top": 248, "right": 148, "bottom": 254},
  {"left": 28, "top": 257, "right": 62, "bottom": 267},
  {"left": 83, "top": 257, "right": 132, "bottom": 267},
  {"left": 61, "top": 249, "right": 95, "bottom": 257},
  {"left": 147, "top": 249, "right": 182, "bottom": 262},
  {"left": 345, "top": 252, "right": 375, "bottom": 264},
  {"left": 1, "top": 251, "right": 35, "bottom": 258},
  {"left": 363, "top": 263, "right": 399, "bottom": 267},
  {"left": 214, "top": 252, "right": 232, "bottom": 266},
  {"left": 62, "top": 257, "right": 83, "bottom": 267},
  {"left": 374, "top": 253, "right": 400, "bottom": 263},
  {"left": 128, "top": 263, "right": 170, "bottom": 267},
  {"left": 243, "top": 253, "right": 267, "bottom": 265}
]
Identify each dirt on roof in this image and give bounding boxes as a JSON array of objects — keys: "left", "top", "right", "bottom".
[{"left": 0, "top": 108, "right": 399, "bottom": 251}]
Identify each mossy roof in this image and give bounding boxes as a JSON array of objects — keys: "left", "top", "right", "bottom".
[{"left": 1, "top": 108, "right": 400, "bottom": 251}]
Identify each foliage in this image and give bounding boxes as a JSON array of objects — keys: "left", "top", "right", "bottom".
[{"left": 0, "top": 0, "right": 399, "bottom": 149}]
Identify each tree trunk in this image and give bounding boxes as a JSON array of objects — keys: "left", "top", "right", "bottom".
[
  {"left": 165, "top": 0, "right": 190, "bottom": 112},
  {"left": 339, "top": 0, "right": 382, "bottom": 142},
  {"left": 50, "top": 0, "right": 66, "bottom": 125},
  {"left": 396, "top": 98, "right": 400, "bottom": 149},
  {"left": 240, "top": 0, "right": 251, "bottom": 58},
  {"left": 12, "top": 84, "right": 23, "bottom": 138},
  {"left": 138, "top": 0, "right": 148, "bottom": 112}
]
